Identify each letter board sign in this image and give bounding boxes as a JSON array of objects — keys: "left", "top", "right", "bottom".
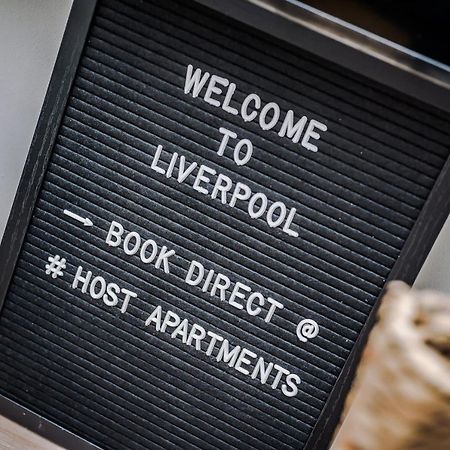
[{"left": 0, "top": 1, "right": 449, "bottom": 449}]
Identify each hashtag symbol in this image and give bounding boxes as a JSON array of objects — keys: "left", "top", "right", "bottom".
[{"left": 45, "top": 254, "right": 67, "bottom": 279}]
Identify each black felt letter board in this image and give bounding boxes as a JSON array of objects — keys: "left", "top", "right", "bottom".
[{"left": 0, "top": 1, "right": 449, "bottom": 449}]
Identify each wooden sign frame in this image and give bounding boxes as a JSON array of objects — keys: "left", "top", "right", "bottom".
[{"left": 0, "top": 1, "right": 449, "bottom": 449}]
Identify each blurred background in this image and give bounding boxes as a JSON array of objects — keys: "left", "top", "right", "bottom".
[{"left": 0, "top": 1, "right": 448, "bottom": 449}]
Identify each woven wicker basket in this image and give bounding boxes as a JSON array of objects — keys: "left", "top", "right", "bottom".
[{"left": 332, "top": 281, "right": 450, "bottom": 450}]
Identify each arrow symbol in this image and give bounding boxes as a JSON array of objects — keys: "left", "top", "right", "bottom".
[{"left": 63, "top": 209, "right": 93, "bottom": 227}]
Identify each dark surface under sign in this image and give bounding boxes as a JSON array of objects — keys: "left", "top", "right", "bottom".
[{"left": 0, "top": 0, "right": 449, "bottom": 449}]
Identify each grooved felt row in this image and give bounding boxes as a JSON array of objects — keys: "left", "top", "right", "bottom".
[{"left": 0, "top": 0, "right": 449, "bottom": 449}]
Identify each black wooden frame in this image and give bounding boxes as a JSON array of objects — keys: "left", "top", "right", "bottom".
[{"left": 0, "top": 1, "right": 449, "bottom": 449}]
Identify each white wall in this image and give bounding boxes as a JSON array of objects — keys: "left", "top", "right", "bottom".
[
  {"left": 0, "top": 0, "right": 448, "bottom": 293},
  {"left": 414, "top": 216, "right": 450, "bottom": 293},
  {"left": 0, "top": 0, "right": 72, "bottom": 237}
]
